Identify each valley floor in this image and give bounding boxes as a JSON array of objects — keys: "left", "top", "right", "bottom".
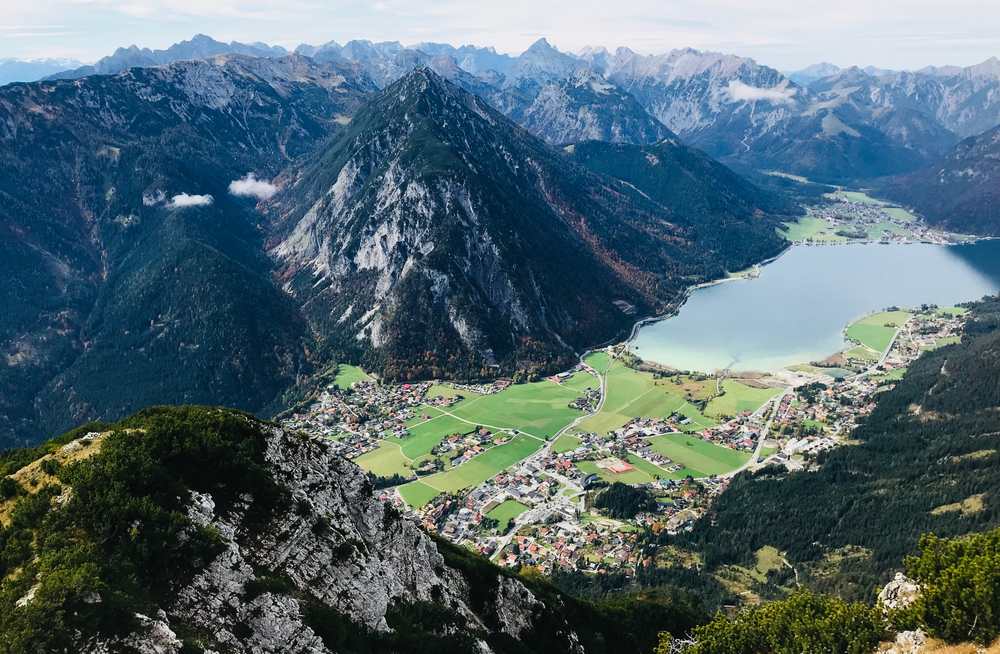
[{"left": 281, "top": 301, "right": 965, "bottom": 576}]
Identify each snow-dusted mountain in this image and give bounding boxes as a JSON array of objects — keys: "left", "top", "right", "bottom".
[
  {"left": 48, "top": 34, "right": 288, "bottom": 80},
  {"left": 25, "top": 33, "right": 1000, "bottom": 182},
  {"left": 786, "top": 62, "right": 842, "bottom": 87}
]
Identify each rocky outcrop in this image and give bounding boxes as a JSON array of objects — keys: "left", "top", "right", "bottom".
[
  {"left": 97, "top": 425, "right": 584, "bottom": 653},
  {"left": 879, "top": 573, "right": 921, "bottom": 613}
]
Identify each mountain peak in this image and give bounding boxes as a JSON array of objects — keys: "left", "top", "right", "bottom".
[{"left": 525, "top": 37, "right": 557, "bottom": 54}]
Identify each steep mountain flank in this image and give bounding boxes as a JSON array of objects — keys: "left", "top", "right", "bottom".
[
  {"left": 0, "top": 55, "right": 373, "bottom": 447},
  {"left": 507, "top": 71, "right": 673, "bottom": 145},
  {"left": 0, "top": 406, "right": 703, "bottom": 653},
  {"left": 267, "top": 68, "right": 788, "bottom": 380},
  {"left": 565, "top": 139, "right": 790, "bottom": 265},
  {"left": 879, "top": 125, "right": 1000, "bottom": 235}
]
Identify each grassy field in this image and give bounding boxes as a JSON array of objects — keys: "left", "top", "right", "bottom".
[
  {"left": 936, "top": 306, "right": 969, "bottom": 317},
  {"left": 647, "top": 434, "right": 751, "bottom": 477},
  {"left": 584, "top": 351, "right": 612, "bottom": 374},
  {"left": 390, "top": 414, "right": 475, "bottom": 459},
  {"left": 864, "top": 220, "right": 910, "bottom": 240},
  {"left": 425, "top": 383, "right": 474, "bottom": 399},
  {"left": 398, "top": 481, "right": 441, "bottom": 508},
  {"left": 333, "top": 364, "right": 371, "bottom": 389},
  {"left": 487, "top": 500, "right": 529, "bottom": 530},
  {"left": 778, "top": 216, "right": 847, "bottom": 243},
  {"left": 447, "top": 380, "right": 584, "bottom": 439},
  {"left": 845, "top": 310, "right": 912, "bottom": 352},
  {"left": 883, "top": 207, "right": 918, "bottom": 223},
  {"left": 843, "top": 345, "right": 880, "bottom": 362},
  {"left": 354, "top": 442, "right": 411, "bottom": 477},
  {"left": 561, "top": 371, "right": 600, "bottom": 393},
  {"left": 575, "top": 361, "right": 715, "bottom": 435},
  {"left": 422, "top": 434, "right": 543, "bottom": 493},
  {"left": 552, "top": 434, "right": 581, "bottom": 454},
  {"left": 831, "top": 190, "right": 890, "bottom": 206},
  {"left": 704, "top": 380, "right": 781, "bottom": 418}
]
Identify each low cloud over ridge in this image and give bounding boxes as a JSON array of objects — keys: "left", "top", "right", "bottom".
[
  {"left": 229, "top": 173, "right": 278, "bottom": 200},
  {"left": 727, "top": 80, "right": 797, "bottom": 103},
  {"left": 167, "top": 193, "right": 214, "bottom": 210}
]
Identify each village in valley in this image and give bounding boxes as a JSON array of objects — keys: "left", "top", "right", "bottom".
[
  {"left": 281, "top": 298, "right": 968, "bottom": 578},
  {"left": 776, "top": 188, "right": 971, "bottom": 245}
]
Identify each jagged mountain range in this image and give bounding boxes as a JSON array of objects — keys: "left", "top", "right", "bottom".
[
  {"left": 30, "top": 34, "right": 1000, "bottom": 182},
  {"left": 0, "top": 59, "right": 789, "bottom": 447}
]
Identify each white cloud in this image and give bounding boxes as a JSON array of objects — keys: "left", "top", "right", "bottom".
[
  {"left": 228, "top": 173, "right": 277, "bottom": 200},
  {"left": 727, "top": 79, "right": 797, "bottom": 103},
  {"left": 166, "top": 192, "right": 213, "bottom": 209}
]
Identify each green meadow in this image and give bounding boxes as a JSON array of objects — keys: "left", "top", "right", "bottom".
[
  {"left": 647, "top": 434, "right": 751, "bottom": 477},
  {"left": 574, "top": 361, "right": 715, "bottom": 435},
  {"left": 704, "top": 380, "right": 781, "bottom": 419},
  {"left": 845, "top": 310, "right": 912, "bottom": 353},
  {"left": 333, "top": 364, "right": 371, "bottom": 389}
]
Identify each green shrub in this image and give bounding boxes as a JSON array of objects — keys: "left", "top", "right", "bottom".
[{"left": 899, "top": 529, "right": 1000, "bottom": 644}]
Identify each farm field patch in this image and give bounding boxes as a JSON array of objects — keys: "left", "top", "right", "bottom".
[
  {"left": 704, "top": 380, "right": 781, "bottom": 419},
  {"left": 647, "top": 434, "right": 750, "bottom": 477}
]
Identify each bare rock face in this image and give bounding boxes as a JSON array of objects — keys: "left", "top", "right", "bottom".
[
  {"left": 91, "top": 425, "right": 584, "bottom": 653},
  {"left": 879, "top": 572, "right": 922, "bottom": 613},
  {"left": 879, "top": 629, "right": 927, "bottom": 654}
]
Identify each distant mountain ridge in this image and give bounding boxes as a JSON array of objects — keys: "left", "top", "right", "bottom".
[
  {"left": 47, "top": 34, "right": 289, "bottom": 80},
  {"left": 35, "top": 34, "right": 1000, "bottom": 182},
  {"left": 0, "top": 58, "right": 84, "bottom": 86}
]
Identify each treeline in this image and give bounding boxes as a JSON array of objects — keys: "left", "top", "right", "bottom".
[{"left": 673, "top": 296, "right": 1000, "bottom": 600}]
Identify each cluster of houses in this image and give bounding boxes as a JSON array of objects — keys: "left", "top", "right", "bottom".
[{"left": 284, "top": 305, "right": 968, "bottom": 578}]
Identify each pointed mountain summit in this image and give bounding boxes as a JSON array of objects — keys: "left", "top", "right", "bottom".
[{"left": 269, "top": 68, "right": 786, "bottom": 380}]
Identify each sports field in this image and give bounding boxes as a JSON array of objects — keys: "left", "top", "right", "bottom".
[
  {"left": 576, "top": 459, "right": 655, "bottom": 485},
  {"left": 704, "top": 380, "right": 781, "bottom": 419},
  {"left": 845, "top": 311, "right": 912, "bottom": 352},
  {"left": 575, "top": 361, "right": 715, "bottom": 435},
  {"left": 420, "top": 434, "right": 544, "bottom": 493},
  {"left": 333, "top": 364, "right": 371, "bottom": 389},
  {"left": 487, "top": 500, "right": 529, "bottom": 530},
  {"left": 646, "top": 434, "right": 751, "bottom": 477},
  {"left": 354, "top": 443, "right": 410, "bottom": 477}
]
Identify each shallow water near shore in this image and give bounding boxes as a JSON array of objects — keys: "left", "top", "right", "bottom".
[{"left": 630, "top": 241, "right": 1000, "bottom": 373}]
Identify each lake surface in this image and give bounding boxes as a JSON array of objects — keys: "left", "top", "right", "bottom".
[{"left": 630, "top": 241, "right": 1000, "bottom": 373}]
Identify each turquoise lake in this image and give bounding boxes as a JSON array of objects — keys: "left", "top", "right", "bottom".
[{"left": 629, "top": 241, "right": 1000, "bottom": 373}]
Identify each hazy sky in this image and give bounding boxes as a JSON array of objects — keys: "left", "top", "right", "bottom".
[{"left": 3, "top": 0, "right": 999, "bottom": 71}]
